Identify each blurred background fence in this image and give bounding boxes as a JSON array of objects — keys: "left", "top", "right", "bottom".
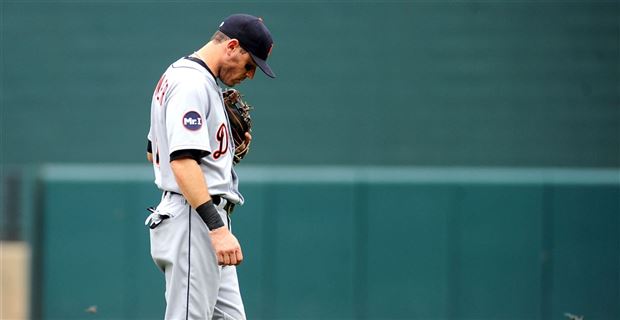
[
  {"left": 1, "top": 0, "right": 619, "bottom": 319},
  {"left": 21, "top": 165, "right": 620, "bottom": 320}
]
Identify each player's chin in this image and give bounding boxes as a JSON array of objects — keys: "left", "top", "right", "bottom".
[{"left": 222, "top": 80, "right": 238, "bottom": 87}]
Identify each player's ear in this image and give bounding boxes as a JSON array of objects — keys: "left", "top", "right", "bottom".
[{"left": 225, "top": 39, "right": 240, "bottom": 53}]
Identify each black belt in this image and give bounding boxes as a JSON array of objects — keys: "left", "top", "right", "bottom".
[
  {"left": 163, "top": 191, "right": 235, "bottom": 215},
  {"left": 213, "top": 195, "right": 236, "bottom": 215},
  {"left": 163, "top": 190, "right": 181, "bottom": 197}
]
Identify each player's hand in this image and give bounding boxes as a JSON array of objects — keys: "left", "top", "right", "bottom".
[
  {"left": 237, "top": 132, "right": 252, "bottom": 154},
  {"left": 209, "top": 227, "right": 243, "bottom": 266}
]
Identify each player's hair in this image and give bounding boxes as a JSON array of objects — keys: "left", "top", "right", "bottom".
[
  {"left": 211, "top": 31, "right": 230, "bottom": 43},
  {"left": 210, "top": 31, "right": 248, "bottom": 53}
]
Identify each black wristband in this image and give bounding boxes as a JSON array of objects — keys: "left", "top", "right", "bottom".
[{"left": 196, "top": 200, "right": 225, "bottom": 230}]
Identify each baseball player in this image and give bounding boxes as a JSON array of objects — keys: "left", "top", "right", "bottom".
[{"left": 144, "top": 14, "right": 275, "bottom": 320}]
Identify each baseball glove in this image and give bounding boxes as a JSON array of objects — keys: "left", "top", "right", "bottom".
[{"left": 222, "top": 89, "right": 253, "bottom": 164}]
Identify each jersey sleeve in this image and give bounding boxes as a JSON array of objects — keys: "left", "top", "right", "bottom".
[{"left": 164, "top": 78, "right": 212, "bottom": 155}]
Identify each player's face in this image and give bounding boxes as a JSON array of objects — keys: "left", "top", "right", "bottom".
[{"left": 220, "top": 47, "right": 257, "bottom": 87}]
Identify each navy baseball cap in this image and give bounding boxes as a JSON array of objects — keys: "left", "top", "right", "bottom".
[{"left": 219, "top": 14, "right": 276, "bottom": 78}]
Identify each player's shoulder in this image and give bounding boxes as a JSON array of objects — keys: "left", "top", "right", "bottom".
[
  {"left": 166, "top": 58, "right": 199, "bottom": 74},
  {"left": 164, "top": 58, "right": 212, "bottom": 84}
]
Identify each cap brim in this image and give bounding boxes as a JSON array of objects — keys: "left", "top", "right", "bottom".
[{"left": 249, "top": 52, "right": 276, "bottom": 78}]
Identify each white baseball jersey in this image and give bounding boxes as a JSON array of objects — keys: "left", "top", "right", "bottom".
[{"left": 147, "top": 57, "right": 243, "bottom": 204}]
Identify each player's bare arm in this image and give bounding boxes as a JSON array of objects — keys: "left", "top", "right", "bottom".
[
  {"left": 170, "top": 158, "right": 211, "bottom": 205},
  {"left": 147, "top": 152, "right": 153, "bottom": 163},
  {"left": 170, "top": 158, "right": 243, "bottom": 266}
]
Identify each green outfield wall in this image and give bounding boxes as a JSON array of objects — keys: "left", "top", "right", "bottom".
[{"left": 29, "top": 165, "right": 619, "bottom": 320}]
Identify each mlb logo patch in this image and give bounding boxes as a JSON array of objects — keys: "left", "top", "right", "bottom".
[{"left": 183, "top": 111, "right": 203, "bottom": 131}]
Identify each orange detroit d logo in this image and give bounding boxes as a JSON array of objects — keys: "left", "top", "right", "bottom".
[{"left": 213, "top": 123, "right": 229, "bottom": 159}]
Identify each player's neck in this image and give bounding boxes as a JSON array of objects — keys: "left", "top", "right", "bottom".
[{"left": 194, "top": 43, "right": 220, "bottom": 78}]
